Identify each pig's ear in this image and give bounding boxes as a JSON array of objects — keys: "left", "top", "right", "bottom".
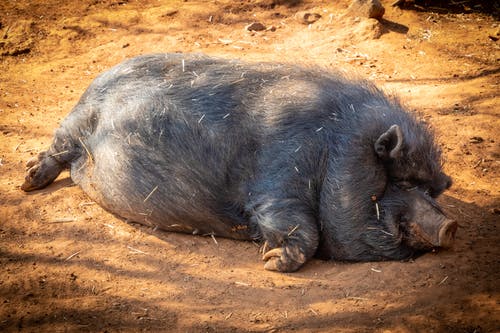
[{"left": 374, "top": 124, "right": 404, "bottom": 159}]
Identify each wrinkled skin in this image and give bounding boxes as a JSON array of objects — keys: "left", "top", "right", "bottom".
[{"left": 22, "top": 53, "right": 456, "bottom": 272}]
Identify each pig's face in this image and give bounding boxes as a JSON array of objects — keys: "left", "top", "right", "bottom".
[{"left": 360, "top": 123, "right": 457, "bottom": 258}]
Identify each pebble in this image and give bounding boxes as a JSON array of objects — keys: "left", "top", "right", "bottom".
[
  {"left": 245, "top": 22, "right": 266, "bottom": 32},
  {"left": 295, "top": 11, "right": 322, "bottom": 25}
]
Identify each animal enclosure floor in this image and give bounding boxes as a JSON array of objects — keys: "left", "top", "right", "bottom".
[{"left": 0, "top": 0, "right": 498, "bottom": 332}]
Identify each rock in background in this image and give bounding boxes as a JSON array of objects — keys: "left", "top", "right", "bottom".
[{"left": 345, "top": 0, "right": 386, "bottom": 20}]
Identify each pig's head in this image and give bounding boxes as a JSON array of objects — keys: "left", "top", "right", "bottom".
[
  {"left": 369, "top": 123, "right": 457, "bottom": 256},
  {"left": 316, "top": 117, "right": 457, "bottom": 262}
]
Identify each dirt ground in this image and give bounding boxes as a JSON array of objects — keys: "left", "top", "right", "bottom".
[{"left": 0, "top": 0, "right": 499, "bottom": 332}]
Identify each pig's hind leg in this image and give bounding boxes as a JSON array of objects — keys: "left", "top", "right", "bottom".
[{"left": 21, "top": 125, "right": 82, "bottom": 192}]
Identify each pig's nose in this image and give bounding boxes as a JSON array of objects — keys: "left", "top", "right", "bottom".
[{"left": 438, "top": 218, "right": 458, "bottom": 248}]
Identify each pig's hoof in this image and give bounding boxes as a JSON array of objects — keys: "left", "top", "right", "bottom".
[
  {"left": 21, "top": 164, "right": 43, "bottom": 191},
  {"left": 262, "top": 246, "right": 306, "bottom": 272},
  {"left": 21, "top": 154, "right": 63, "bottom": 192}
]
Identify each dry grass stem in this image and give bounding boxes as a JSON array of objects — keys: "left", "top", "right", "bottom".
[
  {"left": 235, "top": 281, "right": 250, "bottom": 287},
  {"left": 127, "top": 246, "right": 149, "bottom": 255},
  {"left": 288, "top": 224, "right": 300, "bottom": 237},
  {"left": 143, "top": 185, "right": 159, "bottom": 202},
  {"left": 438, "top": 276, "right": 448, "bottom": 285},
  {"left": 371, "top": 267, "right": 382, "bottom": 273},
  {"left": 49, "top": 150, "right": 69, "bottom": 157},
  {"left": 65, "top": 250, "right": 81, "bottom": 261},
  {"left": 380, "top": 229, "right": 393, "bottom": 236},
  {"left": 78, "top": 137, "right": 93, "bottom": 164},
  {"left": 211, "top": 234, "right": 218, "bottom": 245},
  {"left": 76, "top": 160, "right": 88, "bottom": 172},
  {"left": 260, "top": 241, "right": 270, "bottom": 254},
  {"left": 309, "top": 308, "right": 318, "bottom": 316},
  {"left": 473, "top": 159, "right": 482, "bottom": 168},
  {"left": 48, "top": 217, "right": 76, "bottom": 223},
  {"left": 218, "top": 38, "right": 233, "bottom": 44},
  {"left": 375, "top": 202, "right": 380, "bottom": 220}
]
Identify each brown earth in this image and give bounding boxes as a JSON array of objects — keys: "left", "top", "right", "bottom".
[{"left": 0, "top": 0, "right": 499, "bottom": 332}]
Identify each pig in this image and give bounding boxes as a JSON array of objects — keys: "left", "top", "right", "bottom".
[{"left": 22, "top": 53, "right": 456, "bottom": 272}]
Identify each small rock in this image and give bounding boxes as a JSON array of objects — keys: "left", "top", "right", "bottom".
[
  {"left": 266, "top": 25, "right": 277, "bottom": 32},
  {"left": 350, "top": 17, "right": 384, "bottom": 40},
  {"left": 245, "top": 22, "right": 266, "bottom": 32},
  {"left": 295, "top": 11, "right": 322, "bottom": 25},
  {"left": 22, "top": 292, "right": 35, "bottom": 300},
  {"left": 469, "top": 136, "right": 484, "bottom": 144},
  {"left": 345, "top": 0, "right": 385, "bottom": 20},
  {"left": 162, "top": 9, "right": 178, "bottom": 17}
]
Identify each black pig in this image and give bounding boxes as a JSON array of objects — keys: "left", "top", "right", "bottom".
[{"left": 22, "top": 53, "right": 456, "bottom": 272}]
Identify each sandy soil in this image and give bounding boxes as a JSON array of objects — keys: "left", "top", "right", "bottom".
[{"left": 0, "top": 0, "right": 499, "bottom": 332}]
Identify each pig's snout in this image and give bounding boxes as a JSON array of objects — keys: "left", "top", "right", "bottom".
[
  {"left": 437, "top": 218, "right": 457, "bottom": 248},
  {"left": 403, "top": 193, "right": 458, "bottom": 250}
]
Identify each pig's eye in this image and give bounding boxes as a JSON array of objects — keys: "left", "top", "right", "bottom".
[
  {"left": 396, "top": 180, "right": 416, "bottom": 190},
  {"left": 399, "top": 213, "right": 410, "bottom": 223}
]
